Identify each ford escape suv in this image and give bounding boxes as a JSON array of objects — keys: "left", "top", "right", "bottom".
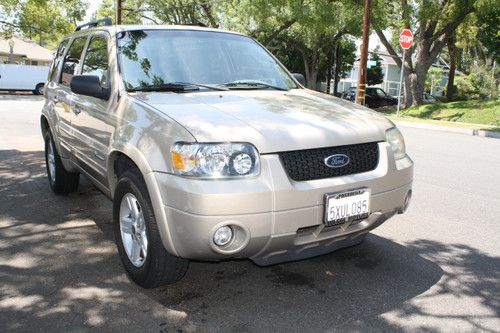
[{"left": 41, "top": 19, "right": 413, "bottom": 288}]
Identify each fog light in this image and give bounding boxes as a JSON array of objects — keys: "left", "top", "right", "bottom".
[{"left": 213, "top": 226, "right": 233, "bottom": 246}]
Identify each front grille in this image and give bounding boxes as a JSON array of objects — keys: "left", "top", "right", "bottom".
[{"left": 279, "top": 142, "right": 379, "bottom": 181}]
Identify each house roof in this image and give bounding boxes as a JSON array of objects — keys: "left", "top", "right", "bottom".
[{"left": 0, "top": 36, "right": 53, "bottom": 61}]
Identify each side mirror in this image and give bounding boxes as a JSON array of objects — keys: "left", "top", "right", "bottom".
[
  {"left": 70, "top": 75, "right": 110, "bottom": 100},
  {"left": 292, "top": 73, "right": 306, "bottom": 86}
]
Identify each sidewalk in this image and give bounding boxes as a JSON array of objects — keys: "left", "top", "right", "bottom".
[{"left": 390, "top": 117, "right": 500, "bottom": 139}]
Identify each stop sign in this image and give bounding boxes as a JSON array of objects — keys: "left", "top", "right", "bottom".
[{"left": 399, "top": 29, "right": 414, "bottom": 49}]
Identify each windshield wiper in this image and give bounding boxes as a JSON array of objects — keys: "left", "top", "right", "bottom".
[
  {"left": 128, "top": 82, "right": 228, "bottom": 92},
  {"left": 220, "top": 80, "right": 289, "bottom": 91}
]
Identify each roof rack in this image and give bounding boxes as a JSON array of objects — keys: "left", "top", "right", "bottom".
[{"left": 75, "top": 18, "right": 113, "bottom": 32}]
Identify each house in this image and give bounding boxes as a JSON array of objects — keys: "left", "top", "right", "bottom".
[
  {"left": 336, "top": 52, "right": 450, "bottom": 97},
  {"left": 0, "top": 36, "right": 53, "bottom": 66}
]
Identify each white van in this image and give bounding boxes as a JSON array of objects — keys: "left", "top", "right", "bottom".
[{"left": 0, "top": 64, "right": 49, "bottom": 95}]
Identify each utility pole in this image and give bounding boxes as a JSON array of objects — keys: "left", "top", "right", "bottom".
[
  {"left": 356, "top": 0, "right": 371, "bottom": 105},
  {"left": 116, "top": 0, "right": 123, "bottom": 24}
]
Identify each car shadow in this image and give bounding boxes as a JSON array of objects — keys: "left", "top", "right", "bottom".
[{"left": 1, "top": 150, "right": 497, "bottom": 332}]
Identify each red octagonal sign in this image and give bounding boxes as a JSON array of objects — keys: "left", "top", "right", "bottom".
[{"left": 400, "top": 29, "right": 414, "bottom": 49}]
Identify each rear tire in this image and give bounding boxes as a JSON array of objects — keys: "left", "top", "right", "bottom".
[
  {"left": 44, "top": 131, "right": 79, "bottom": 194},
  {"left": 113, "top": 169, "right": 189, "bottom": 288}
]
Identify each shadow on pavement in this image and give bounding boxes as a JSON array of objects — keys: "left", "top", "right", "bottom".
[{"left": 0, "top": 150, "right": 497, "bottom": 332}]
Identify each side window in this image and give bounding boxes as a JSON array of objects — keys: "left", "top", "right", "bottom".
[
  {"left": 48, "top": 39, "right": 69, "bottom": 82},
  {"left": 60, "top": 37, "right": 87, "bottom": 86},
  {"left": 81, "top": 36, "right": 109, "bottom": 88}
]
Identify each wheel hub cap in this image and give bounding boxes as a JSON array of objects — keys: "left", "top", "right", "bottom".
[{"left": 119, "top": 193, "right": 148, "bottom": 267}]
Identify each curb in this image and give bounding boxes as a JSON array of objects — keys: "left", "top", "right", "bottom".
[{"left": 392, "top": 120, "right": 500, "bottom": 139}]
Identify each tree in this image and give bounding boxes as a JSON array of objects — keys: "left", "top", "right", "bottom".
[
  {"left": 372, "top": 0, "right": 477, "bottom": 106},
  {"left": 446, "top": 34, "right": 458, "bottom": 101},
  {"left": 0, "top": 0, "right": 86, "bottom": 48},
  {"left": 223, "top": 0, "right": 363, "bottom": 89},
  {"left": 443, "top": 0, "right": 500, "bottom": 101},
  {"left": 366, "top": 51, "right": 384, "bottom": 86},
  {"left": 475, "top": 0, "right": 500, "bottom": 62}
]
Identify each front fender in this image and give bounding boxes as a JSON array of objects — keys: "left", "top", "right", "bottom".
[{"left": 107, "top": 97, "right": 195, "bottom": 257}]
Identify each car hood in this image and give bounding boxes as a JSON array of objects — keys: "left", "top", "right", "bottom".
[{"left": 131, "top": 89, "right": 393, "bottom": 153}]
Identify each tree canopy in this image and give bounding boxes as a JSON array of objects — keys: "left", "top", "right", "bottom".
[
  {"left": 372, "top": 0, "right": 480, "bottom": 106},
  {"left": 0, "top": 0, "right": 87, "bottom": 48}
]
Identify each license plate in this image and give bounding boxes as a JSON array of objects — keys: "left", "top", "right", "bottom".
[{"left": 324, "top": 188, "right": 370, "bottom": 225}]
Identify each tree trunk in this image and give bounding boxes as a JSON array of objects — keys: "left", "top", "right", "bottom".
[
  {"left": 446, "top": 35, "right": 457, "bottom": 101},
  {"left": 407, "top": 57, "right": 431, "bottom": 107},
  {"left": 409, "top": 72, "right": 426, "bottom": 106},
  {"left": 303, "top": 50, "right": 319, "bottom": 90},
  {"left": 301, "top": 51, "right": 310, "bottom": 87},
  {"left": 326, "top": 47, "right": 334, "bottom": 94},
  {"left": 308, "top": 70, "right": 319, "bottom": 90},
  {"left": 333, "top": 43, "right": 341, "bottom": 95},
  {"left": 401, "top": 49, "right": 413, "bottom": 107}
]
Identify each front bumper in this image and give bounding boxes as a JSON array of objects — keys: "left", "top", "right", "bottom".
[{"left": 153, "top": 142, "right": 413, "bottom": 265}]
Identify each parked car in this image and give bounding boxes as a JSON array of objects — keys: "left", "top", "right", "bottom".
[
  {"left": 393, "top": 92, "right": 440, "bottom": 105},
  {"left": 342, "top": 86, "right": 398, "bottom": 108},
  {"left": 41, "top": 19, "right": 413, "bottom": 288},
  {"left": 0, "top": 64, "right": 49, "bottom": 94}
]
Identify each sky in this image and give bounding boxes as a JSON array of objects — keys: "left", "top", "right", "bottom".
[{"left": 81, "top": 0, "right": 103, "bottom": 24}]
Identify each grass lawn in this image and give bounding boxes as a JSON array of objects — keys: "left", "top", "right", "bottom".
[{"left": 380, "top": 100, "right": 500, "bottom": 131}]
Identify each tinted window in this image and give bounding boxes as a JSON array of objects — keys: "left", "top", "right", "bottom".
[
  {"left": 81, "top": 36, "right": 109, "bottom": 88},
  {"left": 60, "top": 37, "right": 87, "bottom": 86},
  {"left": 117, "top": 30, "right": 296, "bottom": 90},
  {"left": 49, "top": 39, "right": 69, "bottom": 82}
]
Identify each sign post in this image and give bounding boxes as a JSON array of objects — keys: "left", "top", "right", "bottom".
[{"left": 397, "top": 29, "right": 413, "bottom": 116}]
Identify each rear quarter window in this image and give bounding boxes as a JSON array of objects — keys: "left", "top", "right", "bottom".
[{"left": 48, "top": 39, "right": 69, "bottom": 82}]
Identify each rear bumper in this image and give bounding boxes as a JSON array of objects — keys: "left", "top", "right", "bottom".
[{"left": 152, "top": 142, "right": 413, "bottom": 264}]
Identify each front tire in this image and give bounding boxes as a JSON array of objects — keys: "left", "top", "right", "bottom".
[
  {"left": 44, "top": 131, "right": 79, "bottom": 194},
  {"left": 113, "top": 169, "right": 189, "bottom": 288}
]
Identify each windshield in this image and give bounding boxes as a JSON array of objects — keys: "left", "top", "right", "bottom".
[{"left": 117, "top": 29, "right": 297, "bottom": 91}]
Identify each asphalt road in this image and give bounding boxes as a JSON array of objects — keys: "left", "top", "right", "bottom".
[{"left": 1, "top": 95, "right": 499, "bottom": 333}]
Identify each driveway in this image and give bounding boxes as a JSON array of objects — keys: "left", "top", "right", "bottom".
[{"left": 0, "top": 95, "right": 499, "bottom": 332}]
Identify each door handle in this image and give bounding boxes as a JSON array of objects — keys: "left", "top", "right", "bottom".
[{"left": 93, "top": 151, "right": 105, "bottom": 161}]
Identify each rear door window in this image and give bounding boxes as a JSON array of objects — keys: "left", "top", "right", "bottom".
[{"left": 60, "top": 36, "right": 88, "bottom": 86}]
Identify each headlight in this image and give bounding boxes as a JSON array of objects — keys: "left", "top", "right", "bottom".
[
  {"left": 170, "top": 142, "right": 260, "bottom": 178},
  {"left": 386, "top": 127, "right": 406, "bottom": 160}
]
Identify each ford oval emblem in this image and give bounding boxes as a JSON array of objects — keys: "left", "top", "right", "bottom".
[{"left": 324, "top": 154, "right": 350, "bottom": 168}]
